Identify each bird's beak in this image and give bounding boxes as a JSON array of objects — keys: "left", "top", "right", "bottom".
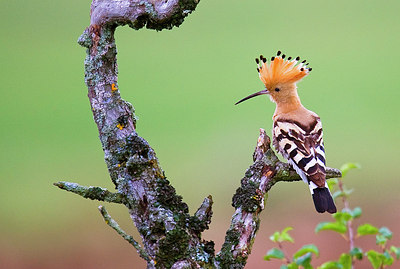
[{"left": 235, "top": 89, "right": 269, "bottom": 105}]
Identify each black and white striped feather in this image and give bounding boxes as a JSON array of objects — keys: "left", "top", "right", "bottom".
[{"left": 272, "top": 117, "right": 336, "bottom": 213}]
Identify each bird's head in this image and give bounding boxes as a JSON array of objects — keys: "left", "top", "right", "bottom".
[{"left": 235, "top": 51, "right": 312, "bottom": 105}]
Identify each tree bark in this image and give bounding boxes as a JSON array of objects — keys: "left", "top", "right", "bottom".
[{"left": 55, "top": 1, "right": 342, "bottom": 268}]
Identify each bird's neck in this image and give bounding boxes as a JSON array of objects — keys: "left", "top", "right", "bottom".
[
  {"left": 273, "top": 95, "right": 317, "bottom": 126},
  {"left": 274, "top": 95, "right": 303, "bottom": 116}
]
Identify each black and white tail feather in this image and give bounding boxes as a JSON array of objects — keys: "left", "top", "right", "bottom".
[{"left": 273, "top": 117, "right": 337, "bottom": 214}]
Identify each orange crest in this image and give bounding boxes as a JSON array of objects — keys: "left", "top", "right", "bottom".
[{"left": 256, "top": 51, "right": 312, "bottom": 88}]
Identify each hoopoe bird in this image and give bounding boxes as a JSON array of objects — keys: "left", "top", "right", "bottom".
[{"left": 236, "top": 51, "right": 337, "bottom": 214}]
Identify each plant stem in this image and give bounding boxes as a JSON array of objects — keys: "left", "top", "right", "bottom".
[
  {"left": 277, "top": 242, "right": 292, "bottom": 264},
  {"left": 338, "top": 178, "right": 355, "bottom": 268}
]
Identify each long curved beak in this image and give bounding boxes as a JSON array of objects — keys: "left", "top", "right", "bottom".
[{"left": 235, "top": 89, "right": 269, "bottom": 105}]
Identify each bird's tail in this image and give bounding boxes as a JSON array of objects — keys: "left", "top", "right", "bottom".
[{"left": 312, "top": 187, "right": 337, "bottom": 214}]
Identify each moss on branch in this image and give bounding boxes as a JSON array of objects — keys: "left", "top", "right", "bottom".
[
  {"left": 54, "top": 181, "right": 127, "bottom": 204},
  {"left": 274, "top": 162, "right": 342, "bottom": 183},
  {"left": 98, "top": 205, "right": 153, "bottom": 263},
  {"left": 215, "top": 129, "right": 342, "bottom": 268},
  {"left": 56, "top": 0, "right": 344, "bottom": 266},
  {"left": 189, "top": 196, "right": 213, "bottom": 234}
]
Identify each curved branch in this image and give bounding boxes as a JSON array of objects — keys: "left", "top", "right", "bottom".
[
  {"left": 90, "top": 0, "right": 199, "bottom": 30},
  {"left": 215, "top": 129, "right": 341, "bottom": 268},
  {"left": 73, "top": 1, "right": 214, "bottom": 268},
  {"left": 55, "top": 0, "right": 343, "bottom": 267}
]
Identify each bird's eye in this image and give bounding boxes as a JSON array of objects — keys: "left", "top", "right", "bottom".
[{"left": 275, "top": 88, "right": 280, "bottom": 92}]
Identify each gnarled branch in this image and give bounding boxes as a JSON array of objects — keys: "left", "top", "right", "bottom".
[
  {"left": 55, "top": 0, "right": 342, "bottom": 268},
  {"left": 215, "top": 129, "right": 340, "bottom": 267}
]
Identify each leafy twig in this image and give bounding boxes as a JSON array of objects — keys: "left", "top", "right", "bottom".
[
  {"left": 265, "top": 163, "right": 400, "bottom": 269},
  {"left": 338, "top": 177, "right": 355, "bottom": 267}
]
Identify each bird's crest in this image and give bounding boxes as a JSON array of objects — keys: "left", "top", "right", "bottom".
[{"left": 256, "top": 51, "right": 312, "bottom": 88}]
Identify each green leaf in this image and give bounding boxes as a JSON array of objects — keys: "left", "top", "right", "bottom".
[
  {"left": 376, "top": 234, "right": 388, "bottom": 245},
  {"left": 318, "top": 254, "right": 352, "bottom": 269},
  {"left": 282, "top": 227, "right": 293, "bottom": 233},
  {"left": 390, "top": 246, "right": 400, "bottom": 259},
  {"left": 264, "top": 248, "right": 285, "bottom": 261},
  {"left": 338, "top": 253, "right": 352, "bottom": 269},
  {"left": 366, "top": 250, "right": 384, "bottom": 269},
  {"left": 280, "top": 265, "right": 289, "bottom": 269},
  {"left": 340, "top": 163, "right": 361, "bottom": 177},
  {"left": 270, "top": 227, "right": 295, "bottom": 243},
  {"left": 287, "top": 263, "right": 299, "bottom": 269},
  {"left": 349, "top": 207, "right": 362, "bottom": 218},
  {"left": 281, "top": 227, "right": 295, "bottom": 243},
  {"left": 315, "top": 221, "right": 347, "bottom": 234},
  {"left": 357, "top": 223, "right": 379, "bottom": 236},
  {"left": 294, "top": 244, "right": 319, "bottom": 259},
  {"left": 315, "top": 212, "right": 352, "bottom": 234},
  {"left": 332, "top": 189, "right": 353, "bottom": 199},
  {"left": 376, "top": 224, "right": 393, "bottom": 246},
  {"left": 333, "top": 212, "right": 352, "bottom": 223},
  {"left": 332, "top": 190, "right": 343, "bottom": 200},
  {"left": 295, "top": 252, "right": 313, "bottom": 268},
  {"left": 270, "top": 231, "right": 280, "bottom": 242},
  {"left": 383, "top": 250, "right": 394, "bottom": 265},
  {"left": 318, "top": 261, "right": 342, "bottom": 269},
  {"left": 350, "top": 247, "right": 363, "bottom": 260},
  {"left": 341, "top": 207, "right": 361, "bottom": 219},
  {"left": 327, "top": 178, "right": 338, "bottom": 192},
  {"left": 379, "top": 227, "right": 393, "bottom": 239}
]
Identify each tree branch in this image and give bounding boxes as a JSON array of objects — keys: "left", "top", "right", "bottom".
[
  {"left": 54, "top": 181, "right": 126, "bottom": 204},
  {"left": 98, "top": 205, "right": 153, "bottom": 263},
  {"left": 274, "top": 162, "right": 341, "bottom": 183},
  {"left": 90, "top": 0, "right": 199, "bottom": 30},
  {"left": 55, "top": 0, "right": 342, "bottom": 267},
  {"left": 215, "top": 129, "right": 341, "bottom": 268},
  {"left": 73, "top": 1, "right": 215, "bottom": 268}
]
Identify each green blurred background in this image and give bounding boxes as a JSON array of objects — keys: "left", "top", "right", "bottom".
[{"left": 1, "top": 0, "right": 399, "bottom": 268}]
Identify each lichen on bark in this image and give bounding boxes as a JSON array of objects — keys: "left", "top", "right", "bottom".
[{"left": 55, "top": 1, "right": 342, "bottom": 268}]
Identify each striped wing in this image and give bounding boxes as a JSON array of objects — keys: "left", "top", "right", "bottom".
[{"left": 273, "top": 118, "right": 326, "bottom": 187}]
